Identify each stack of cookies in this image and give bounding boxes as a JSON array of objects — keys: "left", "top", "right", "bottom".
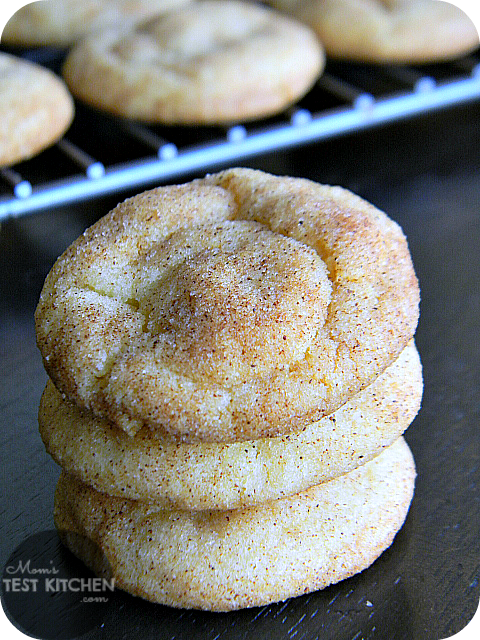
[{"left": 35, "top": 168, "right": 422, "bottom": 611}]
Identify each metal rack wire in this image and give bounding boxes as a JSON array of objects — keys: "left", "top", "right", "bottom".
[{"left": 1, "top": 52, "right": 480, "bottom": 220}]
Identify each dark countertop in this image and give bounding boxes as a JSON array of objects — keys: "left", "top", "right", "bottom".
[{"left": 1, "top": 101, "right": 479, "bottom": 640}]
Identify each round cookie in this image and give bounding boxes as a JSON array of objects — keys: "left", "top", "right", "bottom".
[
  {"left": 35, "top": 168, "right": 420, "bottom": 442},
  {"left": 1, "top": 0, "right": 193, "bottom": 48},
  {"left": 267, "top": 0, "right": 479, "bottom": 63},
  {"left": 0, "top": 52, "right": 74, "bottom": 168},
  {"left": 61, "top": 0, "right": 325, "bottom": 124},
  {"left": 39, "top": 341, "right": 422, "bottom": 510},
  {"left": 54, "top": 437, "right": 416, "bottom": 611}
]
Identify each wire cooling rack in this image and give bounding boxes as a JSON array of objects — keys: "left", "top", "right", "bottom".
[{"left": 1, "top": 49, "right": 480, "bottom": 220}]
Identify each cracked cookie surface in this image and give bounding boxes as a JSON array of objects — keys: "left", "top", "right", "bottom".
[
  {"left": 60, "top": 0, "right": 324, "bottom": 124},
  {"left": 35, "top": 168, "right": 419, "bottom": 442}
]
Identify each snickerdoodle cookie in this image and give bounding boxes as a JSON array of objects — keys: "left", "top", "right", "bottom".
[
  {"left": 39, "top": 341, "right": 422, "bottom": 510},
  {"left": 0, "top": 52, "right": 74, "bottom": 167},
  {"left": 1, "top": 0, "right": 193, "bottom": 47},
  {"left": 54, "top": 436, "right": 416, "bottom": 611},
  {"left": 35, "top": 168, "right": 419, "bottom": 442},
  {"left": 267, "top": 0, "right": 479, "bottom": 63},
  {"left": 61, "top": 0, "right": 325, "bottom": 124}
]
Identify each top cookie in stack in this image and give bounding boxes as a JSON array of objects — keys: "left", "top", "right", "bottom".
[{"left": 35, "top": 168, "right": 419, "bottom": 443}]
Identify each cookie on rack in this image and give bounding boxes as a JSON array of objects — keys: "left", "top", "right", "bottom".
[
  {"left": 0, "top": 53, "right": 74, "bottom": 168},
  {"left": 35, "top": 168, "right": 420, "bottom": 443},
  {"left": 39, "top": 340, "right": 422, "bottom": 510},
  {"left": 61, "top": 0, "right": 325, "bottom": 124},
  {"left": 1, "top": 0, "right": 193, "bottom": 48},
  {"left": 54, "top": 436, "right": 416, "bottom": 611},
  {"left": 266, "top": 0, "right": 479, "bottom": 63}
]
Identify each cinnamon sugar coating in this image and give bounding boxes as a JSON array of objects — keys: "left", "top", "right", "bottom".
[
  {"left": 39, "top": 341, "right": 422, "bottom": 510},
  {"left": 35, "top": 168, "right": 419, "bottom": 442},
  {"left": 54, "top": 437, "right": 416, "bottom": 611}
]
